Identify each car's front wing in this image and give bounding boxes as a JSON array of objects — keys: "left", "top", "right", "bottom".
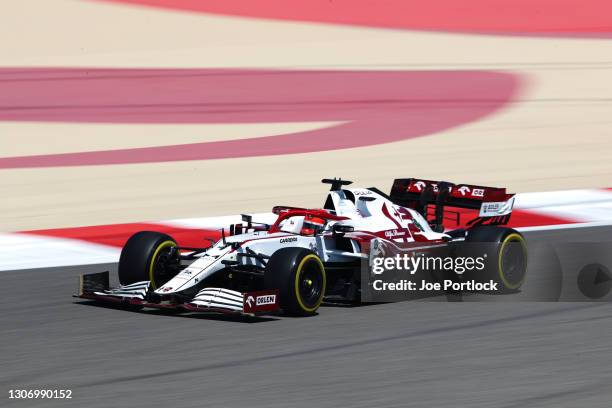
[{"left": 75, "top": 271, "right": 279, "bottom": 316}]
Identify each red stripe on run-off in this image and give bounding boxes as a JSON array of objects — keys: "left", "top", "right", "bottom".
[
  {"left": 0, "top": 68, "right": 520, "bottom": 168},
  {"left": 21, "top": 223, "right": 221, "bottom": 248},
  {"left": 103, "top": 0, "right": 612, "bottom": 37}
]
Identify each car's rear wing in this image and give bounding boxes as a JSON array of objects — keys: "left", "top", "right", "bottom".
[{"left": 389, "top": 178, "right": 515, "bottom": 229}]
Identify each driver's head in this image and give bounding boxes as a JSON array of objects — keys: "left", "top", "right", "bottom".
[
  {"left": 279, "top": 215, "right": 305, "bottom": 234},
  {"left": 301, "top": 216, "right": 326, "bottom": 235}
]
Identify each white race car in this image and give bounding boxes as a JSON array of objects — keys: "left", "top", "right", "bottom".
[{"left": 77, "top": 178, "right": 527, "bottom": 316}]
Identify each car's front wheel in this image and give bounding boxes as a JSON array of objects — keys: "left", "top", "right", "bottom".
[
  {"left": 118, "top": 231, "right": 179, "bottom": 289},
  {"left": 264, "top": 248, "right": 326, "bottom": 316}
]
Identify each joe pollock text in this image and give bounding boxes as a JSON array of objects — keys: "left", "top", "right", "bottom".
[{"left": 373, "top": 279, "right": 499, "bottom": 292}]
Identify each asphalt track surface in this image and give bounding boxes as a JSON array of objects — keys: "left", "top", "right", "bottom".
[{"left": 1, "top": 225, "right": 611, "bottom": 407}]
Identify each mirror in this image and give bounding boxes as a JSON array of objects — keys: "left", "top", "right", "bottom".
[{"left": 333, "top": 224, "right": 354, "bottom": 234}]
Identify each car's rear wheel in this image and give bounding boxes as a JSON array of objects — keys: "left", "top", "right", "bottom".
[
  {"left": 264, "top": 248, "right": 326, "bottom": 316},
  {"left": 118, "top": 231, "right": 179, "bottom": 289},
  {"left": 465, "top": 226, "right": 528, "bottom": 292}
]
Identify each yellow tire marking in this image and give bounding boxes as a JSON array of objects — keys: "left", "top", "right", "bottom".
[
  {"left": 294, "top": 254, "right": 326, "bottom": 313},
  {"left": 498, "top": 233, "right": 527, "bottom": 290},
  {"left": 148, "top": 240, "right": 176, "bottom": 290}
]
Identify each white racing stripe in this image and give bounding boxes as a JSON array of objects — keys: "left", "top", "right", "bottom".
[
  {"left": 0, "top": 233, "right": 119, "bottom": 271},
  {"left": 516, "top": 220, "right": 612, "bottom": 232},
  {"left": 515, "top": 189, "right": 612, "bottom": 222},
  {"left": 514, "top": 189, "right": 612, "bottom": 209}
]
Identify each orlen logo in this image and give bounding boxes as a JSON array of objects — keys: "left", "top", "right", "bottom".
[{"left": 256, "top": 294, "right": 277, "bottom": 306}]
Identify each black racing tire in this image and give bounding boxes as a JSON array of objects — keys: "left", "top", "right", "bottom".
[
  {"left": 118, "top": 231, "right": 178, "bottom": 289},
  {"left": 465, "top": 226, "right": 528, "bottom": 292},
  {"left": 264, "top": 248, "right": 326, "bottom": 316}
]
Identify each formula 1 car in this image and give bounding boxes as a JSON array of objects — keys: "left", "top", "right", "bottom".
[{"left": 77, "top": 178, "right": 527, "bottom": 316}]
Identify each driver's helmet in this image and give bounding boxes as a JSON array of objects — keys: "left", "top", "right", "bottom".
[
  {"left": 278, "top": 216, "right": 305, "bottom": 234},
  {"left": 301, "top": 216, "right": 326, "bottom": 236}
]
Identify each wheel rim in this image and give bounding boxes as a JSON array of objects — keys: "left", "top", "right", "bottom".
[
  {"left": 499, "top": 235, "right": 527, "bottom": 289},
  {"left": 295, "top": 256, "right": 325, "bottom": 311},
  {"left": 149, "top": 241, "right": 178, "bottom": 289}
]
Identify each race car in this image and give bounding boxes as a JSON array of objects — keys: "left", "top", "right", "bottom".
[{"left": 77, "top": 178, "right": 527, "bottom": 316}]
